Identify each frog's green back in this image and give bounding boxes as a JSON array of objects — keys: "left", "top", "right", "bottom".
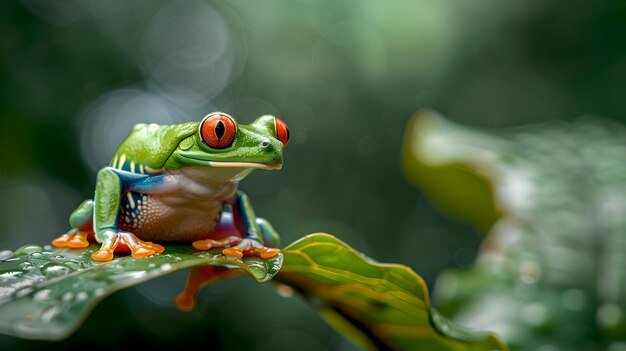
[{"left": 113, "top": 122, "right": 198, "bottom": 169}]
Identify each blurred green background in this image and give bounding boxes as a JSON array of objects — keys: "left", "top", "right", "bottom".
[{"left": 1, "top": 0, "right": 625, "bottom": 350}]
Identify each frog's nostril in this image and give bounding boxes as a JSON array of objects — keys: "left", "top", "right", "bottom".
[{"left": 261, "top": 141, "right": 269, "bottom": 147}]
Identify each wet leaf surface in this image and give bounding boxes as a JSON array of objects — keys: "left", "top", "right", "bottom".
[{"left": 0, "top": 244, "right": 281, "bottom": 340}]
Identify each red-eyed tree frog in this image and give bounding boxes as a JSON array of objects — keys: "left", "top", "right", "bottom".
[{"left": 52, "top": 112, "right": 288, "bottom": 262}]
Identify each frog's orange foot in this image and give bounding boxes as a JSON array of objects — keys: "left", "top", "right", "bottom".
[
  {"left": 192, "top": 236, "right": 242, "bottom": 251},
  {"left": 92, "top": 249, "right": 114, "bottom": 262},
  {"left": 52, "top": 231, "right": 90, "bottom": 249},
  {"left": 257, "top": 247, "right": 281, "bottom": 260},
  {"left": 91, "top": 231, "right": 164, "bottom": 262},
  {"left": 221, "top": 239, "right": 280, "bottom": 260}
]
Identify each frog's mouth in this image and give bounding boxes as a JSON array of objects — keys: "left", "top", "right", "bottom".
[
  {"left": 178, "top": 152, "right": 282, "bottom": 170},
  {"left": 207, "top": 161, "right": 282, "bottom": 170}
]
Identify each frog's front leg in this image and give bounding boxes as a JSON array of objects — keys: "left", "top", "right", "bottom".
[
  {"left": 91, "top": 167, "right": 163, "bottom": 262},
  {"left": 193, "top": 191, "right": 280, "bottom": 259},
  {"left": 52, "top": 199, "right": 94, "bottom": 248}
]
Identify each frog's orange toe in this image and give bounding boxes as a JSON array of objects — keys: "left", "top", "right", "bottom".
[
  {"left": 151, "top": 243, "right": 165, "bottom": 254},
  {"left": 51, "top": 234, "right": 71, "bottom": 248},
  {"left": 53, "top": 231, "right": 90, "bottom": 249},
  {"left": 222, "top": 247, "right": 244, "bottom": 259},
  {"left": 92, "top": 249, "right": 114, "bottom": 262},
  {"left": 193, "top": 236, "right": 241, "bottom": 251},
  {"left": 258, "top": 247, "right": 280, "bottom": 260},
  {"left": 192, "top": 240, "right": 212, "bottom": 251},
  {"left": 67, "top": 235, "right": 89, "bottom": 248},
  {"left": 132, "top": 247, "right": 156, "bottom": 258}
]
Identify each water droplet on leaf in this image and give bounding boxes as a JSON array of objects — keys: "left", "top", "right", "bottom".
[
  {"left": 19, "top": 262, "right": 34, "bottom": 270},
  {"left": 42, "top": 263, "right": 72, "bottom": 278},
  {"left": 0, "top": 271, "right": 23, "bottom": 281},
  {"left": 62, "top": 292, "right": 74, "bottom": 302},
  {"left": 14, "top": 245, "right": 43, "bottom": 256},
  {"left": 34, "top": 289, "right": 52, "bottom": 302},
  {"left": 0, "top": 250, "right": 13, "bottom": 261}
]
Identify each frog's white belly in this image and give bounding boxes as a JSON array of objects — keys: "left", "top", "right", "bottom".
[{"left": 118, "top": 167, "right": 240, "bottom": 241}]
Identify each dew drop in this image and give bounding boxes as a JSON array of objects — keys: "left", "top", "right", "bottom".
[
  {"left": 0, "top": 271, "right": 24, "bottom": 281},
  {"left": 14, "top": 245, "right": 43, "bottom": 256},
  {"left": 161, "top": 263, "right": 173, "bottom": 271},
  {"left": 29, "top": 252, "right": 43, "bottom": 259},
  {"left": 0, "top": 250, "right": 13, "bottom": 261},
  {"left": 42, "top": 263, "right": 72, "bottom": 278},
  {"left": 76, "top": 291, "right": 88, "bottom": 302},
  {"left": 19, "top": 262, "right": 34, "bottom": 271},
  {"left": 62, "top": 292, "right": 74, "bottom": 302},
  {"left": 40, "top": 306, "right": 61, "bottom": 323},
  {"left": 34, "top": 289, "right": 52, "bottom": 302}
]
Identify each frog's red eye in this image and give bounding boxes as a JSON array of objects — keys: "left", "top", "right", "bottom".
[
  {"left": 275, "top": 117, "right": 290, "bottom": 148},
  {"left": 200, "top": 113, "right": 237, "bottom": 149}
]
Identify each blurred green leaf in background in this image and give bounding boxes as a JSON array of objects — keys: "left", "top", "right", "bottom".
[
  {"left": 403, "top": 111, "right": 626, "bottom": 350},
  {"left": 2, "top": 0, "right": 626, "bottom": 349}
]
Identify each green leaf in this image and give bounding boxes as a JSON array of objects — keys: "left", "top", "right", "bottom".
[
  {"left": 276, "top": 233, "right": 507, "bottom": 351},
  {"left": 0, "top": 244, "right": 282, "bottom": 340},
  {"left": 401, "top": 110, "right": 503, "bottom": 233},
  {"left": 402, "top": 112, "right": 626, "bottom": 349}
]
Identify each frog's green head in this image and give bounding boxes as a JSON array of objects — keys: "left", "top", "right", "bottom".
[{"left": 170, "top": 112, "right": 289, "bottom": 171}]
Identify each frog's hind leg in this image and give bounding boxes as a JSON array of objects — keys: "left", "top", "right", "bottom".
[
  {"left": 52, "top": 199, "right": 94, "bottom": 249},
  {"left": 175, "top": 266, "right": 243, "bottom": 311}
]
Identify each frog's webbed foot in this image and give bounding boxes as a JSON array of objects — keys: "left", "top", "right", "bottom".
[
  {"left": 193, "top": 236, "right": 279, "bottom": 260},
  {"left": 52, "top": 230, "right": 90, "bottom": 249},
  {"left": 192, "top": 236, "right": 242, "bottom": 251},
  {"left": 223, "top": 239, "right": 280, "bottom": 260},
  {"left": 92, "top": 230, "right": 164, "bottom": 262}
]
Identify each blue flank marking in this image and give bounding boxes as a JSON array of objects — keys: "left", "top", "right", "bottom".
[
  {"left": 109, "top": 166, "right": 167, "bottom": 226},
  {"left": 108, "top": 167, "right": 166, "bottom": 193}
]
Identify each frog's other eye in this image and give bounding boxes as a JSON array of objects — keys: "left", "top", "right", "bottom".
[
  {"left": 200, "top": 113, "right": 237, "bottom": 149},
  {"left": 274, "top": 117, "right": 290, "bottom": 148}
]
